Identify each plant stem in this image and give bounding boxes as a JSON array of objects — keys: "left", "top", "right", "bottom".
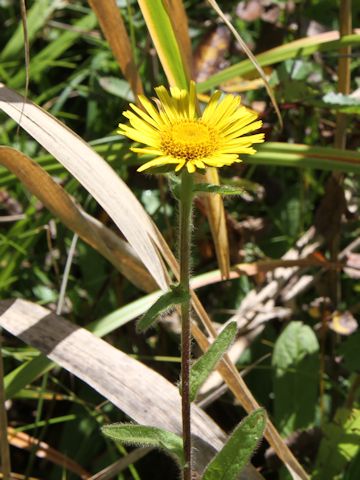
[{"left": 179, "top": 171, "right": 194, "bottom": 480}]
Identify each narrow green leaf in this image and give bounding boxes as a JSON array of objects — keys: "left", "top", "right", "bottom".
[
  {"left": 202, "top": 409, "right": 266, "bottom": 480},
  {"left": 4, "top": 354, "right": 53, "bottom": 400},
  {"left": 137, "top": 285, "right": 189, "bottom": 332},
  {"left": 198, "top": 33, "right": 360, "bottom": 92},
  {"left": 188, "top": 322, "right": 237, "bottom": 402},
  {"left": 102, "top": 423, "right": 184, "bottom": 466},
  {"left": 0, "top": 0, "right": 57, "bottom": 61},
  {"left": 10, "top": 12, "right": 97, "bottom": 89},
  {"left": 246, "top": 142, "right": 360, "bottom": 174},
  {"left": 193, "top": 183, "right": 244, "bottom": 196},
  {"left": 272, "top": 321, "right": 319, "bottom": 436},
  {"left": 137, "top": 0, "right": 188, "bottom": 88}
]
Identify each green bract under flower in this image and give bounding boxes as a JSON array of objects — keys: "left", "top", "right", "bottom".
[{"left": 118, "top": 82, "right": 265, "bottom": 174}]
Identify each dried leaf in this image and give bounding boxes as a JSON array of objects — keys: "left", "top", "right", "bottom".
[
  {"left": 194, "top": 26, "right": 231, "bottom": 82},
  {"left": 8, "top": 427, "right": 90, "bottom": 479},
  {"left": 0, "top": 298, "right": 263, "bottom": 479},
  {"left": 88, "top": 0, "right": 143, "bottom": 97},
  {"left": 329, "top": 311, "right": 358, "bottom": 336},
  {"left": 0, "top": 83, "right": 168, "bottom": 290},
  {"left": 0, "top": 147, "right": 156, "bottom": 292}
]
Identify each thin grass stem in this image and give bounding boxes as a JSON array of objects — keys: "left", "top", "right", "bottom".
[{"left": 0, "top": 332, "right": 11, "bottom": 480}]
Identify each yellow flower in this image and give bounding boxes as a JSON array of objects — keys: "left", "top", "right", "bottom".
[{"left": 118, "top": 82, "right": 264, "bottom": 174}]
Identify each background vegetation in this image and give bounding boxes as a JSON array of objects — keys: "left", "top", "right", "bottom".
[{"left": 0, "top": 0, "right": 359, "bottom": 479}]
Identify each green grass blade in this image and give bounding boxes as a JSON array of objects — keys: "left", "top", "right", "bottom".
[
  {"left": 137, "top": 0, "right": 188, "bottom": 88},
  {"left": 202, "top": 409, "right": 267, "bottom": 480},
  {"left": 0, "top": 0, "right": 57, "bottom": 61},
  {"left": 4, "top": 354, "right": 53, "bottom": 400},
  {"left": 198, "top": 32, "right": 360, "bottom": 92},
  {"left": 247, "top": 142, "right": 360, "bottom": 174},
  {"left": 9, "top": 12, "right": 97, "bottom": 89}
]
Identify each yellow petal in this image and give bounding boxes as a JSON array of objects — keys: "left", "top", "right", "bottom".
[
  {"left": 137, "top": 156, "right": 180, "bottom": 172},
  {"left": 186, "top": 161, "right": 196, "bottom": 173}
]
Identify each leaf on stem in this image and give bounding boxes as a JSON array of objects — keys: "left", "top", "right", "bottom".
[
  {"left": 202, "top": 408, "right": 267, "bottom": 480},
  {"left": 187, "top": 322, "right": 237, "bottom": 402},
  {"left": 193, "top": 183, "right": 244, "bottom": 196},
  {"left": 102, "top": 423, "right": 184, "bottom": 467},
  {"left": 137, "top": 285, "right": 190, "bottom": 332}
]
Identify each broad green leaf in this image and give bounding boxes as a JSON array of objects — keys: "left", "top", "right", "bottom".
[
  {"left": 345, "top": 451, "right": 360, "bottom": 480},
  {"left": 202, "top": 409, "right": 266, "bottom": 480},
  {"left": 272, "top": 322, "right": 319, "bottom": 436},
  {"left": 102, "top": 423, "right": 184, "bottom": 466},
  {"left": 137, "top": 285, "right": 190, "bottom": 332},
  {"left": 193, "top": 184, "right": 244, "bottom": 196},
  {"left": 188, "top": 322, "right": 237, "bottom": 402},
  {"left": 313, "top": 408, "right": 360, "bottom": 480},
  {"left": 198, "top": 32, "right": 360, "bottom": 92}
]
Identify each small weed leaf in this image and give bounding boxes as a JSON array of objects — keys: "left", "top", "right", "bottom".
[
  {"left": 188, "top": 322, "right": 237, "bottom": 402},
  {"left": 137, "top": 285, "right": 189, "bottom": 332},
  {"left": 192, "top": 183, "right": 244, "bottom": 196},
  {"left": 202, "top": 408, "right": 267, "bottom": 480},
  {"left": 102, "top": 423, "right": 184, "bottom": 466}
]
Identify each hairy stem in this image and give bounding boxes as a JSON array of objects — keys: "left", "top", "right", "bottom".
[{"left": 179, "top": 171, "right": 194, "bottom": 480}]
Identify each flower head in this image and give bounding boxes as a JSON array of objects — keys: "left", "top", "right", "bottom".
[{"left": 118, "top": 82, "right": 264, "bottom": 174}]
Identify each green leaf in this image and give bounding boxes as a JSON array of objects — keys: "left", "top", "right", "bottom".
[
  {"left": 198, "top": 33, "right": 360, "bottom": 93},
  {"left": 137, "top": 285, "right": 189, "bottom": 332},
  {"left": 0, "top": 0, "right": 57, "bottom": 61},
  {"left": 102, "top": 423, "right": 184, "bottom": 466},
  {"left": 338, "top": 332, "right": 360, "bottom": 372},
  {"left": 188, "top": 322, "right": 237, "bottom": 402},
  {"left": 246, "top": 142, "right": 360, "bottom": 174},
  {"left": 313, "top": 408, "right": 360, "bottom": 480},
  {"left": 321, "top": 92, "right": 360, "bottom": 114},
  {"left": 137, "top": 0, "right": 188, "bottom": 89},
  {"left": 192, "top": 184, "right": 244, "bottom": 196},
  {"left": 98, "top": 77, "right": 135, "bottom": 102},
  {"left": 4, "top": 354, "right": 53, "bottom": 400},
  {"left": 272, "top": 321, "right": 319, "bottom": 436},
  {"left": 202, "top": 409, "right": 266, "bottom": 480}
]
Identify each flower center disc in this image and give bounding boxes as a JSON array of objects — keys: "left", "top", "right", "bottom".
[{"left": 161, "top": 121, "right": 217, "bottom": 160}]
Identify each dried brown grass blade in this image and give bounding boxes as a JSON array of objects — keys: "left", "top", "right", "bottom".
[
  {"left": 88, "top": 0, "right": 143, "bottom": 97},
  {"left": 0, "top": 299, "right": 263, "bottom": 480},
  {"left": 0, "top": 146, "right": 156, "bottom": 292},
  {"left": 88, "top": 448, "right": 151, "bottom": 480},
  {"left": 8, "top": 426, "right": 90, "bottom": 479},
  {"left": 0, "top": 83, "right": 168, "bottom": 291},
  {"left": 197, "top": 168, "right": 230, "bottom": 278}
]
